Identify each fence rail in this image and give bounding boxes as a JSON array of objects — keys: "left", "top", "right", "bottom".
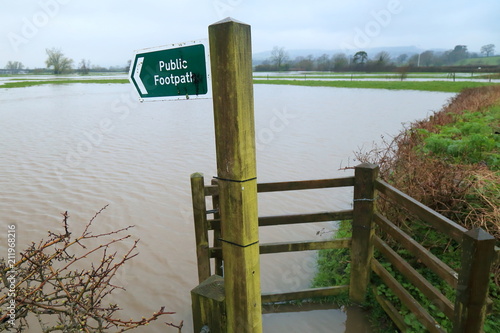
[
  {"left": 192, "top": 173, "right": 355, "bottom": 305},
  {"left": 191, "top": 164, "right": 497, "bottom": 332},
  {"left": 373, "top": 178, "right": 495, "bottom": 332},
  {"left": 375, "top": 179, "right": 468, "bottom": 242}
]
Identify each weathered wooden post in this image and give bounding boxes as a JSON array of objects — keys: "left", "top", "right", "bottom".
[
  {"left": 191, "top": 172, "right": 211, "bottom": 283},
  {"left": 452, "top": 228, "right": 495, "bottom": 333},
  {"left": 192, "top": 275, "right": 226, "bottom": 333},
  {"left": 209, "top": 18, "right": 262, "bottom": 332},
  {"left": 350, "top": 163, "right": 379, "bottom": 304}
]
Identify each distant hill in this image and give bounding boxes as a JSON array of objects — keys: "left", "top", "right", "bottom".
[{"left": 253, "top": 46, "right": 430, "bottom": 64}]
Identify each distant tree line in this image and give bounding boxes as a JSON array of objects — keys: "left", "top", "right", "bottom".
[
  {"left": 255, "top": 44, "right": 498, "bottom": 72},
  {"left": 3, "top": 48, "right": 129, "bottom": 75}
]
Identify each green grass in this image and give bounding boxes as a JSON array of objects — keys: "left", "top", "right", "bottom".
[
  {"left": 254, "top": 74, "right": 454, "bottom": 80},
  {"left": 254, "top": 79, "right": 500, "bottom": 93},
  {"left": 0, "top": 79, "right": 129, "bottom": 88},
  {"left": 418, "top": 106, "right": 500, "bottom": 169},
  {"left": 455, "top": 56, "right": 500, "bottom": 66}
]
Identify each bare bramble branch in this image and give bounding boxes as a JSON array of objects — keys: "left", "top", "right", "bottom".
[{"left": 0, "top": 206, "right": 174, "bottom": 332}]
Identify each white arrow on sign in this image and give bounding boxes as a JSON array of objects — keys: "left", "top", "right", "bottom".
[{"left": 133, "top": 57, "right": 148, "bottom": 95}]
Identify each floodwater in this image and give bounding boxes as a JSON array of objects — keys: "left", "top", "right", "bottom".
[{"left": 0, "top": 83, "right": 454, "bottom": 332}]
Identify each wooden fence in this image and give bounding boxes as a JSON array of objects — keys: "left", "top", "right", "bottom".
[{"left": 190, "top": 163, "right": 499, "bottom": 332}]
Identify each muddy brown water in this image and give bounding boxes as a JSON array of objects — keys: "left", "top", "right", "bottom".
[{"left": 0, "top": 83, "right": 454, "bottom": 332}]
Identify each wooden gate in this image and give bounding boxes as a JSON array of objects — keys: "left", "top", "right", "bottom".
[{"left": 190, "top": 163, "right": 499, "bottom": 332}]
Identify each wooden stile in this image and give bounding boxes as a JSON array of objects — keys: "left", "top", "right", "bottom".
[{"left": 191, "top": 155, "right": 497, "bottom": 332}]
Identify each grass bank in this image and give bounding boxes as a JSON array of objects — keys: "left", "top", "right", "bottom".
[
  {"left": 314, "top": 86, "right": 500, "bottom": 332},
  {"left": 0, "top": 78, "right": 128, "bottom": 88},
  {"left": 253, "top": 79, "right": 500, "bottom": 93}
]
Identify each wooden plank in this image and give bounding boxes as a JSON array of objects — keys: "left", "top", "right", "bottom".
[
  {"left": 207, "top": 218, "right": 221, "bottom": 230},
  {"left": 374, "top": 235, "right": 455, "bottom": 319},
  {"left": 453, "top": 228, "right": 496, "bottom": 333},
  {"left": 208, "top": 210, "right": 353, "bottom": 230},
  {"left": 257, "top": 177, "right": 355, "bottom": 193},
  {"left": 350, "top": 163, "right": 379, "bottom": 304},
  {"left": 209, "top": 18, "right": 262, "bottom": 333},
  {"left": 191, "top": 173, "right": 211, "bottom": 283},
  {"left": 258, "top": 210, "right": 353, "bottom": 227},
  {"left": 262, "top": 302, "right": 341, "bottom": 314},
  {"left": 260, "top": 238, "right": 351, "bottom": 254},
  {"left": 209, "top": 238, "right": 351, "bottom": 258},
  {"left": 375, "top": 179, "right": 467, "bottom": 242},
  {"left": 261, "top": 285, "right": 349, "bottom": 303},
  {"left": 371, "top": 285, "right": 409, "bottom": 332},
  {"left": 374, "top": 213, "right": 458, "bottom": 288},
  {"left": 371, "top": 259, "right": 446, "bottom": 333},
  {"left": 204, "top": 184, "right": 219, "bottom": 196}
]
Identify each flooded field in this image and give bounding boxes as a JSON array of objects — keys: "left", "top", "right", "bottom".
[{"left": 0, "top": 83, "right": 454, "bottom": 332}]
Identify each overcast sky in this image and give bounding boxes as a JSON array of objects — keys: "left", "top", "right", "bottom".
[{"left": 1, "top": 0, "right": 499, "bottom": 69}]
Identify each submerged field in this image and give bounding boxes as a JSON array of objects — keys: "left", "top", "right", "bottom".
[
  {"left": 1, "top": 72, "right": 499, "bottom": 93},
  {"left": 253, "top": 79, "right": 500, "bottom": 93}
]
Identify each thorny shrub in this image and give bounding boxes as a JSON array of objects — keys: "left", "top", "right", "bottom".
[{"left": 0, "top": 206, "right": 183, "bottom": 332}]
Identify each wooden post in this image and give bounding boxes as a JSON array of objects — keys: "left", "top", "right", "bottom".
[
  {"left": 191, "top": 172, "right": 211, "bottom": 283},
  {"left": 452, "top": 228, "right": 495, "bottom": 333},
  {"left": 209, "top": 18, "right": 262, "bottom": 333},
  {"left": 191, "top": 275, "right": 226, "bottom": 333},
  {"left": 350, "top": 163, "right": 379, "bottom": 304},
  {"left": 211, "top": 178, "right": 223, "bottom": 276}
]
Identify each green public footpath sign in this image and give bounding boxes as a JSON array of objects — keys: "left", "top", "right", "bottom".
[{"left": 129, "top": 40, "right": 211, "bottom": 101}]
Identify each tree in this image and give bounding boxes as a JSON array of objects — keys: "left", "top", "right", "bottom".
[
  {"left": 408, "top": 54, "right": 419, "bottom": 66},
  {"left": 5, "top": 61, "right": 24, "bottom": 73},
  {"left": 316, "top": 54, "right": 332, "bottom": 71},
  {"left": 45, "top": 48, "right": 73, "bottom": 74},
  {"left": 374, "top": 51, "right": 391, "bottom": 66},
  {"left": 294, "top": 55, "right": 314, "bottom": 71},
  {"left": 480, "top": 44, "right": 495, "bottom": 57},
  {"left": 396, "top": 54, "right": 408, "bottom": 65},
  {"left": 332, "top": 53, "right": 348, "bottom": 70},
  {"left": 445, "top": 45, "right": 468, "bottom": 64},
  {"left": 419, "top": 50, "right": 435, "bottom": 67},
  {"left": 270, "top": 46, "right": 289, "bottom": 71},
  {"left": 79, "top": 59, "right": 91, "bottom": 75},
  {"left": 353, "top": 51, "right": 368, "bottom": 65}
]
